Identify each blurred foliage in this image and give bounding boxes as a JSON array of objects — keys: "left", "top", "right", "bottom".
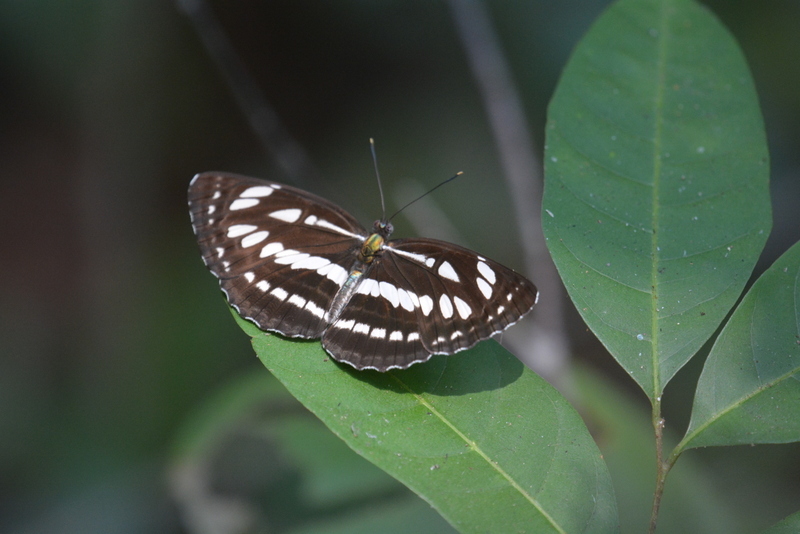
[{"left": 0, "top": 1, "right": 798, "bottom": 533}]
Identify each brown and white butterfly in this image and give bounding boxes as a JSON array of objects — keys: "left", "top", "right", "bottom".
[{"left": 188, "top": 172, "right": 537, "bottom": 371}]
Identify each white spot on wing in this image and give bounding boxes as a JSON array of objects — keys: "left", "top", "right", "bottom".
[
  {"left": 212, "top": 190, "right": 222, "bottom": 200},
  {"left": 357, "top": 278, "right": 380, "bottom": 297},
  {"left": 353, "top": 322, "right": 370, "bottom": 334},
  {"left": 270, "top": 287, "right": 288, "bottom": 301},
  {"left": 439, "top": 294, "right": 454, "bottom": 319},
  {"left": 389, "top": 330, "right": 403, "bottom": 341},
  {"left": 269, "top": 208, "right": 302, "bottom": 223},
  {"left": 290, "top": 256, "right": 330, "bottom": 271},
  {"left": 369, "top": 279, "right": 381, "bottom": 297},
  {"left": 305, "top": 300, "right": 325, "bottom": 319},
  {"left": 419, "top": 295, "right": 433, "bottom": 316},
  {"left": 425, "top": 258, "right": 435, "bottom": 268},
  {"left": 407, "top": 332, "right": 420, "bottom": 342},
  {"left": 477, "top": 277, "right": 492, "bottom": 299},
  {"left": 437, "top": 261, "right": 459, "bottom": 282},
  {"left": 256, "top": 280, "right": 270, "bottom": 292},
  {"left": 477, "top": 261, "right": 496, "bottom": 284},
  {"left": 304, "top": 215, "right": 318, "bottom": 225},
  {"left": 215, "top": 247, "right": 225, "bottom": 258},
  {"left": 240, "top": 185, "right": 274, "bottom": 198},
  {"left": 243, "top": 271, "right": 255, "bottom": 283},
  {"left": 332, "top": 318, "right": 354, "bottom": 330},
  {"left": 260, "top": 242, "right": 284, "bottom": 257},
  {"left": 230, "top": 198, "right": 259, "bottom": 210},
  {"left": 318, "top": 263, "right": 347, "bottom": 287},
  {"left": 314, "top": 219, "right": 362, "bottom": 239},
  {"left": 397, "top": 288, "right": 416, "bottom": 312},
  {"left": 389, "top": 248, "right": 430, "bottom": 266},
  {"left": 288, "top": 294, "right": 307, "bottom": 308},
  {"left": 370, "top": 328, "right": 386, "bottom": 339},
  {"left": 379, "top": 281, "right": 400, "bottom": 307},
  {"left": 275, "top": 249, "right": 299, "bottom": 258},
  {"left": 451, "top": 331, "right": 463, "bottom": 340},
  {"left": 274, "top": 250, "right": 308, "bottom": 266},
  {"left": 453, "top": 296, "right": 472, "bottom": 320},
  {"left": 207, "top": 205, "right": 216, "bottom": 215},
  {"left": 227, "top": 224, "right": 257, "bottom": 238},
  {"left": 241, "top": 230, "right": 269, "bottom": 248}
]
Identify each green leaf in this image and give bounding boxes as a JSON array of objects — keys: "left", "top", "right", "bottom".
[
  {"left": 761, "top": 511, "right": 800, "bottom": 534},
  {"left": 171, "top": 371, "right": 456, "bottom": 533},
  {"left": 680, "top": 241, "right": 800, "bottom": 449},
  {"left": 235, "top": 314, "right": 619, "bottom": 534},
  {"left": 542, "top": 0, "right": 771, "bottom": 401}
]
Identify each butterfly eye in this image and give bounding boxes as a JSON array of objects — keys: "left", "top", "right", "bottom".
[{"left": 372, "top": 220, "right": 393, "bottom": 236}]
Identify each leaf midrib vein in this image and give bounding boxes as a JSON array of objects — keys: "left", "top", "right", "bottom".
[
  {"left": 650, "top": 2, "right": 671, "bottom": 398},
  {"left": 390, "top": 374, "right": 566, "bottom": 534}
]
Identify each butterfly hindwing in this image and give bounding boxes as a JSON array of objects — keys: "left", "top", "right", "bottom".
[{"left": 322, "top": 238, "right": 538, "bottom": 370}]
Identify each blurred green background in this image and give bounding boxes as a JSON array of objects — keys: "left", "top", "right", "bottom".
[{"left": 1, "top": 1, "right": 798, "bottom": 533}]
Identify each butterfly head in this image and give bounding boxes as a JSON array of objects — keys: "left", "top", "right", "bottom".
[{"left": 372, "top": 219, "right": 394, "bottom": 239}]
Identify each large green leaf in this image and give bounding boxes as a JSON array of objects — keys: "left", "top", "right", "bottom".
[
  {"left": 542, "top": 0, "right": 770, "bottom": 401},
  {"left": 234, "top": 315, "right": 618, "bottom": 534},
  {"left": 680, "top": 241, "right": 800, "bottom": 449},
  {"left": 761, "top": 511, "right": 800, "bottom": 534}
]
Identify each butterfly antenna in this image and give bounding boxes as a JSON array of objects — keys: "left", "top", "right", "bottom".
[
  {"left": 388, "top": 171, "right": 463, "bottom": 222},
  {"left": 369, "top": 138, "right": 387, "bottom": 220}
]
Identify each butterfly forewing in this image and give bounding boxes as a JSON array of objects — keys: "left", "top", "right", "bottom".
[
  {"left": 189, "top": 172, "right": 368, "bottom": 338},
  {"left": 188, "top": 171, "right": 538, "bottom": 371}
]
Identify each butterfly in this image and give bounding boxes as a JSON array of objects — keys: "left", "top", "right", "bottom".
[{"left": 188, "top": 171, "right": 538, "bottom": 371}]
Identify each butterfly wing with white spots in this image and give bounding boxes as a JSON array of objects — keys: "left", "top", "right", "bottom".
[
  {"left": 188, "top": 172, "right": 538, "bottom": 371},
  {"left": 189, "top": 173, "right": 368, "bottom": 338},
  {"left": 322, "top": 238, "right": 538, "bottom": 370}
]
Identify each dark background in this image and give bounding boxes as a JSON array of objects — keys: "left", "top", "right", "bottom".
[{"left": 1, "top": 1, "right": 798, "bottom": 533}]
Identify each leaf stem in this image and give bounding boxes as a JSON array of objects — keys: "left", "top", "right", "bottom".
[{"left": 648, "top": 398, "right": 679, "bottom": 534}]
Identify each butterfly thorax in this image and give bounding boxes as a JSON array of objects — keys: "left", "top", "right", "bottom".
[
  {"left": 358, "top": 220, "right": 393, "bottom": 264},
  {"left": 358, "top": 233, "right": 385, "bottom": 264}
]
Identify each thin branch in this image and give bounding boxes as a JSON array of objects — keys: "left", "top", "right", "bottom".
[
  {"left": 176, "top": 0, "right": 318, "bottom": 186},
  {"left": 648, "top": 397, "right": 679, "bottom": 533},
  {"left": 447, "top": 0, "right": 568, "bottom": 377}
]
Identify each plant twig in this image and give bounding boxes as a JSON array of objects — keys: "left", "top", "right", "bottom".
[
  {"left": 648, "top": 398, "right": 679, "bottom": 533},
  {"left": 175, "top": 0, "right": 319, "bottom": 187},
  {"left": 446, "top": 0, "right": 568, "bottom": 378}
]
